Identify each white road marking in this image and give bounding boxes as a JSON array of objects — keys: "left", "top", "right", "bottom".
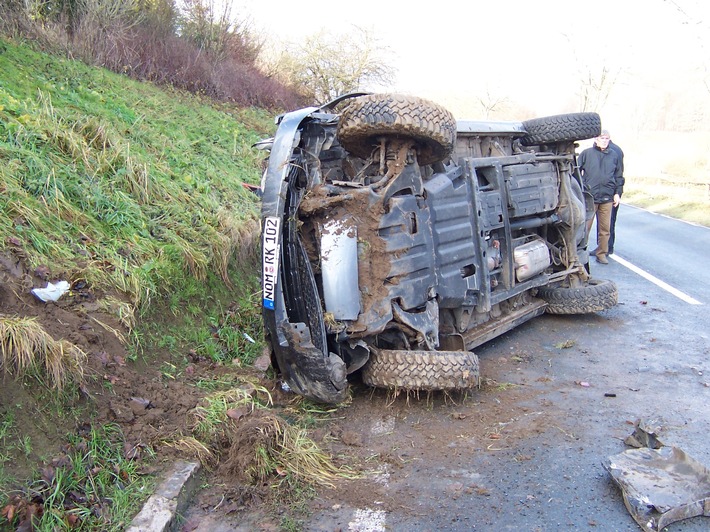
[
  {"left": 610, "top": 254, "right": 702, "bottom": 305},
  {"left": 348, "top": 508, "right": 386, "bottom": 532},
  {"left": 370, "top": 416, "right": 395, "bottom": 435},
  {"left": 373, "top": 465, "right": 390, "bottom": 487}
]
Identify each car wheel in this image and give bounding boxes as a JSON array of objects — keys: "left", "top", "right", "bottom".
[
  {"left": 361, "top": 349, "right": 479, "bottom": 391},
  {"left": 337, "top": 93, "right": 457, "bottom": 166},
  {"left": 520, "top": 112, "right": 601, "bottom": 146},
  {"left": 537, "top": 278, "right": 618, "bottom": 314}
]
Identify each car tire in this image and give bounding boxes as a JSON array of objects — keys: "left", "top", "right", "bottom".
[
  {"left": 361, "top": 349, "right": 479, "bottom": 391},
  {"left": 520, "top": 112, "right": 601, "bottom": 146},
  {"left": 337, "top": 93, "right": 457, "bottom": 166},
  {"left": 537, "top": 278, "right": 618, "bottom": 314}
]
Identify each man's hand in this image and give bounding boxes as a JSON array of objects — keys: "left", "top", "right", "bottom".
[{"left": 613, "top": 193, "right": 620, "bottom": 207}]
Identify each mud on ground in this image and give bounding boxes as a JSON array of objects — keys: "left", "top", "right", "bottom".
[
  {"left": 5, "top": 244, "right": 710, "bottom": 531},
  {"left": 183, "top": 286, "right": 710, "bottom": 531},
  {"left": 0, "top": 249, "right": 276, "bottom": 494},
  {"left": 3, "top": 243, "right": 550, "bottom": 529}
]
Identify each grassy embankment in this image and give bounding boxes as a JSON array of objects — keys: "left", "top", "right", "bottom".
[
  {"left": 0, "top": 36, "right": 274, "bottom": 363},
  {"left": 620, "top": 131, "right": 710, "bottom": 227},
  {"left": 623, "top": 177, "right": 710, "bottom": 227},
  {"left": 0, "top": 37, "right": 276, "bottom": 528}
]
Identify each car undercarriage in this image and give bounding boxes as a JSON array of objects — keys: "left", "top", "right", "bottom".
[{"left": 260, "top": 93, "right": 617, "bottom": 403}]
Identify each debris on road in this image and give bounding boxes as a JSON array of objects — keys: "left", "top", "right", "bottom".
[
  {"left": 603, "top": 446, "right": 710, "bottom": 531},
  {"left": 624, "top": 418, "right": 664, "bottom": 449},
  {"left": 554, "top": 340, "right": 576, "bottom": 349}
]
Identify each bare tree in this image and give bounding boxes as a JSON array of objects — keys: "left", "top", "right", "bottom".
[
  {"left": 577, "top": 65, "right": 623, "bottom": 113},
  {"left": 272, "top": 26, "right": 396, "bottom": 104},
  {"left": 559, "top": 31, "right": 623, "bottom": 113},
  {"left": 477, "top": 88, "right": 510, "bottom": 119},
  {"left": 663, "top": 0, "right": 710, "bottom": 93}
]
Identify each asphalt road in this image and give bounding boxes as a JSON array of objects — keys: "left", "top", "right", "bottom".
[
  {"left": 599, "top": 203, "right": 710, "bottom": 304},
  {"left": 188, "top": 206, "right": 710, "bottom": 531}
]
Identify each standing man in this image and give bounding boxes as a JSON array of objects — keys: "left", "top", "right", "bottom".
[
  {"left": 578, "top": 130, "right": 623, "bottom": 264},
  {"left": 607, "top": 135, "right": 624, "bottom": 255}
]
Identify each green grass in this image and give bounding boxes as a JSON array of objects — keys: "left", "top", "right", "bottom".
[
  {"left": 0, "top": 36, "right": 277, "bottom": 527},
  {"left": 136, "top": 264, "right": 264, "bottom": 369},
  {"left": 0, "top": 37, "right": 273, "bottom": 311},
  {"left": 0, "top": 33, "right": 272, "bottom": 387},
  {"left": 0, "top": 411, "right": 16, "bottom": 469},
  {"left": 1, "top": 423, "right": 154, "bottom": 531},
  {"left": 624, "top": 176, "right": 710, "bottom": 227}
]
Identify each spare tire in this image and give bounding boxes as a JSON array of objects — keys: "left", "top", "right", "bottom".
[
  {"left": 337, "top": 93, "right": 457, "bottom": 166},
  {"left": 520, "top": 112, "right": 601, "bottom": 146}
]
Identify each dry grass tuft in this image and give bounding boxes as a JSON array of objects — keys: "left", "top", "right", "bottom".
[
  {"left": 194, "top": 384, "right": 359, "bottom": 488},
  {"left": 213, "top": 212, "right": 260, "bottom": 284},
  {"left": 624, "top": 176, "right": 710, "bottom": 227},
  {"left": 0, "top": 315, "right": 86, "bottom": 389},
  {"left": 271, "top": 423, "right": 359, "bottom": 488},
  {"left": 191, "top": 384, "right": 274, "bottom": 444},
  {"left": 162, "top": 436, "right": 215, "bottom": 467},
  {"left": 225, "top": 410, "right": 359, "bottom": 488},
  {"left": 90, "top": 316, "right": 128, "bottom": 344},
  {"left": 97, "top": 296, "right": 136, "bottom": 331}
]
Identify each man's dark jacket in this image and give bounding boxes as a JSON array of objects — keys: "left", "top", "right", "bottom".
[
  {"left": 578, "top": 144, "right": 623, "bottom": 203},
  {"left": 608, "top": 141, "right": 625, "bottom": 197}
]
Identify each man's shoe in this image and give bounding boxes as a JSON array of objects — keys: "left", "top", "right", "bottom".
[
  {"left": 596, "top": 255, "right": 609, "bottom": 264},
  {"left": 608, "top": 248, "right": 614, "bottom": 255},
  {"left": 590, "top": 248, "right": 599, "bottom": 256}
]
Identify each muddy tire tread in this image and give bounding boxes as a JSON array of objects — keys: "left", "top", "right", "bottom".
[
  {"left": 337, "top": 93, "right": 457, "bottom": 165},
  {"left": 362, "top": 349, "right": 479, "bottom": 391},
  {"left": 537, "top": 278, "right": 618, "bottom": 314}
]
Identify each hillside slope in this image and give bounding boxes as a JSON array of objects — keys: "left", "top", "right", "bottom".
[
  {"left": 0, "top": 38, "right": 279, "bottom": 529},
  {"left": 1, "top": 38, "right": 273, "bottom": 302}
]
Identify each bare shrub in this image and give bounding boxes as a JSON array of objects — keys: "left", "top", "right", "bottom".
[
  {"left": 0, "top": 0, "right": 304, "bottom": 110},
  {"left": 178, "top": 0, "right": 262, "bottom": 65},
  {"left": 70, "top": 0, "right": 143, "bottom": 66},
  {"left": 210, "top": 60, "right": 303, "bottom": 109},
  {"left": 0, "top": 0, "right": 44, "bottom": 38},
  {"left": 71, "top": 15, "right": 303, "bottom": 109}
]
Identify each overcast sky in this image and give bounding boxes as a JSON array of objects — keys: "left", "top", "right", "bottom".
[{"left": 236, "top": 0, "right": 709, "bottom": 128}]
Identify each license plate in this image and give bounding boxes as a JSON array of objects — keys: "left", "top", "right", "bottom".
[{"left": 262, "top": 216, "right": 281, "bottom": 310}]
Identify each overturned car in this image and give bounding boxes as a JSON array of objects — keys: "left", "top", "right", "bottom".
[{"left": 259, "top": 93, "right": 617, "bottom": 403}]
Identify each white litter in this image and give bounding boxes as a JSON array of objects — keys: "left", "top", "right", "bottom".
[{"left": 31, "top": 281, "right": 71, "bottom": 302}]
